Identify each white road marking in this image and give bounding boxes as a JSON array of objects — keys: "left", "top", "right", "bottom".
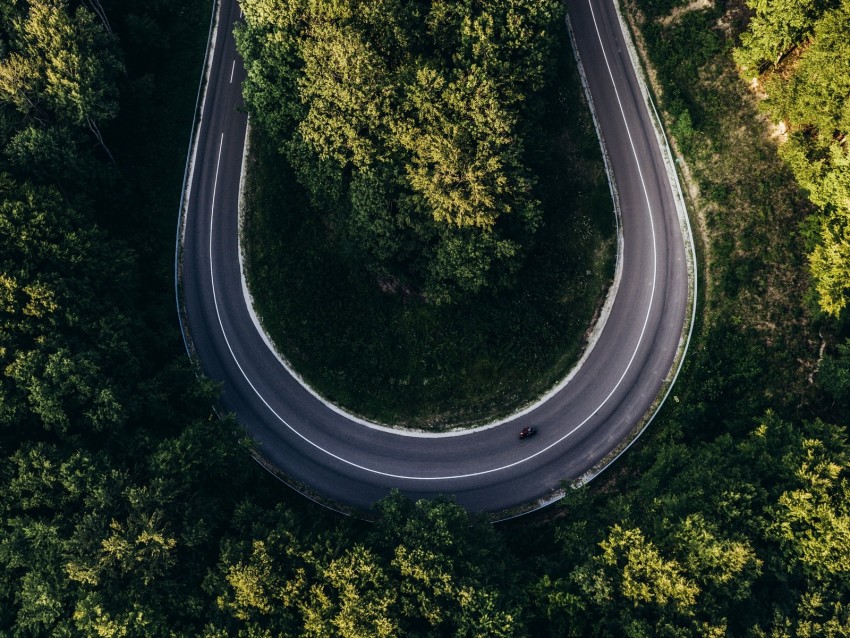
[
  {"left": 230, "top": 60, "right": 235, "bottom": 84},
  {"left": 206, "top": 0, "right": 661, "bottom": 481}
]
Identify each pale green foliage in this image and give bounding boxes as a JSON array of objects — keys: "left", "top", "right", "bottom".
[
  {"left": 759, "top": 431, "right": 850, "bottom": 637},
  {"left": 733, "top": 0, "right": 832, "bottom": 77},
  {"left": 208, "top": 495, "right": 523, "bottom": 636},
  {"left": 762, "top": 2, "right": 850, "bottom": 145},
  {"left": 237, "top": 0, "right": 560, "bottom": 302},
  {"left": 71, "top": 593, "right": 173, "bottom": 638},
  {"left": 0, "top": 177, "right": 131, "bottom": 434},
  {"left": 297, "top": 22, "right": 392, "bottom": 168},
  {"left": 0, "top": 0, "right": 122, "bottom": 142},
  {"left": 8, "top": 444, "right": 94, "bottom": 511},
  {"left": 302, "top": 546, "right": 397, "bottom": 638},
  {"left": 7, "top": 347, "right": 123, "bottom": 431},
  {"left": 809, "top": 205, "right": 850, "bottom": 316},
  {"left": 211, "top": 506, "right": 312, "bottom": 634},
  {"left": 401, "top": 66, "right": 537, "bottom": 230},
  {"left": 96, "top": 513, "right": 178, "bottom": 586},
  {"left": 779, "top": 137, "right": 850, "bottom": 315},
  {"left": 768, "top": 438, "right": 850, "bottom": 583},
  {"left": 235, "top": 0, "right": 304, "bottom": 142},
  {"left": 598, "top": 525, "right": 700, "bottom": 609},
  {"left": 221, "top": 535, "right": 308, "bottom": 620},
  {"left": 673, "top": 514, "right": 761, "bottom": 593},
  {"left": 371, "top": 494, "right": 524, "bottom": 637}
]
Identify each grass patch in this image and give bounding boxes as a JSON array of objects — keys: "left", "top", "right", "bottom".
[
  {"left": 618, "top": 0, "right": 825, "bottom": 439},
  {"left": 242, "top": 23, "right": 616, "bottom": 430}
]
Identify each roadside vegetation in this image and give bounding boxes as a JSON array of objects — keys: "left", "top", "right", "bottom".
[
  {"left": 740, "top": 0, "right": 850, "bottom": 319},
  {"left": 238, "top": 0, "right": 615, "bottom": 427},
  {"left": 518, "top": 0, "right": 849, "bottom": 633},
  {"left": 0, "top": 0, "right": 847, "bottom": 636}
]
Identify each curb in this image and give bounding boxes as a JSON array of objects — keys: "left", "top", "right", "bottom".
[{"left": 570, "top": 0, "right": 699, "bottom": 490}]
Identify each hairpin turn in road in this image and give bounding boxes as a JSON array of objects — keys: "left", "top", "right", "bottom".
[{"left": 177, "top": 0, "right": 695, "bottom": 514}]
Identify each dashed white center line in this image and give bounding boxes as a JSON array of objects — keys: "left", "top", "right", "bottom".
[{"left": 230, "top": 60, "right": 236, "bottom": 84}]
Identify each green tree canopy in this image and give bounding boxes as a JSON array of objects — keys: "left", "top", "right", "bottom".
[
  {"left": 236, "top": 0, "right": 561, "bottom": 303},
  {"left": 741, "top": 0, "right": 850, "bottom": 316},
  {"left": 733, "top": 0, "right": 836, "bottom": 77},
  {"left": 0, "top": 177, "right": 136, "bottom": 436},
  {"left": 0, "top": 0, "right": 123, "bottom": 161}
]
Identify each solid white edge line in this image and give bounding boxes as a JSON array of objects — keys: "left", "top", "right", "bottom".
[
  {"left": 175, "top": 0, "right": 220, "bottom": 360},
  {"left": 575, "top": 0, "right": 699, "bottom": 487},
  {"left": 207, "top": 0, "right": 664, "bottom": 481}
]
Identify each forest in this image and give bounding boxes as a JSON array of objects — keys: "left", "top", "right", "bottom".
[
  {"left": 236, "top": 0, "right": 564, "bottom": 304},
  {"left": 0, "top": 0, "right": 847, "bottom": 636}
]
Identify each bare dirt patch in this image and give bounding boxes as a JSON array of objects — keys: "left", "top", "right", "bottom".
[{"left": 658, "top": 0, "right": 713, "bottom": 26}]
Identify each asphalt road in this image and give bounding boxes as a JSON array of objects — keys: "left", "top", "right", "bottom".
[{"left": 179, "top": 0, "right": 692, "bottom": 514}]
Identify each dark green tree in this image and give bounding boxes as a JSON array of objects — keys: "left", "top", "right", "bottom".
[
  {"left": 0, "top": 0, "right": 124, "bottom": 162},
  {"left": 0, "top": 177, "right": 136, "bottom": 437},
  {"left": 237, "top": 0, "right": 561, "bottom": 303}
]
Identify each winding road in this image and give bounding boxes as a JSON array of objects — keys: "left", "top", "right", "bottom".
[{"left": 178, "top": 0, "right": 694, "bottom": 514}]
